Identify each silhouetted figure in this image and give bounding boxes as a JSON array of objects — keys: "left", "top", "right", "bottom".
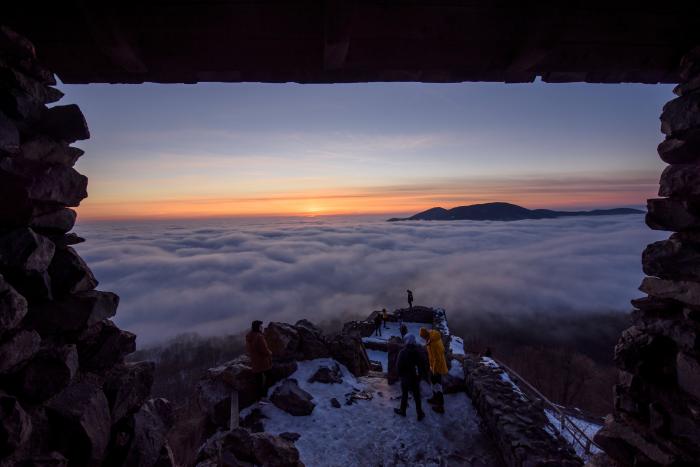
[
  {"left": 420, "top": 327, "right": 448, "bottom": 414},
  {"left": 246, "top": 320, "right": 272, "bottom": 399},
  {"left": 407, "top": 289, "right": 413, "bottom": 310},
  {"left": 400, "top": 323, "right": 408, "bottom": 341},
  {"left": 382, "top": 308, "right": 389, "bottom": 329},
  {"left": 394, "top": 334, "right": 427, "bottom": 421},
  {"left": 373, "top": 313, "right": 383, "bottom": 336}
]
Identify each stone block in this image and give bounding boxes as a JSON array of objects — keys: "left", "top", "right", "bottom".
[
  {"left": 659, "top": 164, "right": 700, "bottom": 198},
  {"left": 646, "top": 198, "right": 700, "bottom": 231},
  {"left": 0, "top": 110, "right": 19, "bottom": 154},
  {"left": 46, "top": 381, "right": 111, "bottom": 467},
  {"left": 30, "top": 208, "right": 77, "bottom": 234},
  {"left": 104, "top": 361, "right": 155, "bottom": 423},
  {"left": 20, "top": 135, "right": 83, "bottom": 167},
  {"left": 640, "top": 276, "right": 700, "bottom": 307},
  {"left": 0, "top": 392, "right": 32, "bottom": 458},
  {"left": 28, "top": 290, "right": 118, "bottom": 334},
  {"left": 657, "top": 129, "right": 700, "bottom": 164},
  {"left": 17, "top": 345, "right": 78, "bottom": 402},
  {"left": 48, "top": 246, "right": 97, "bottom": 297},
  {"left": 643, "top": 238, "right": 700, "bottom": 281},
  {"left": 76, "top": 320, "right": 135, "bottom": 370},
  {"left": 677, "top": 352, "right": 700, "bottom": 400},
  {"left": 38, "top": 105, "right": 89, "bottom": 143},
  {"left": 661, "top": 92, "right": 700, "bottom": 136},
  {"left": 0, "top": 329, "right": 40, "bottom": 374},
  {"left": 0, "top": 273, "right": 28, "bottom": 333}
]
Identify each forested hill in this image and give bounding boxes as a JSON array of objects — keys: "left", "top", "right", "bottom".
[{"left": 387, "top": 202, "right": 644, "bottom": 222}]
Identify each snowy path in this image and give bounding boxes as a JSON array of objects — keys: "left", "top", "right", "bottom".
[
  {"left": 246, "top": 359, "right": 503, "bottom": 467},
  {"left": 363, "top": 321, "right": 430, "bottom": 345}
]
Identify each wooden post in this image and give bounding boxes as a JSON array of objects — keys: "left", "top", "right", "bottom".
[{"left": 230, "top": 390, "right": 239, "bottom": 429}]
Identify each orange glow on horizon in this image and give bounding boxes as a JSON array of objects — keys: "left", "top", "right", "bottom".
[{"left": 76, "top": 183, "right": 654, "bottom": 221}]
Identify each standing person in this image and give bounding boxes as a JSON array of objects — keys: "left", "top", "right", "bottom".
[
  {"left": 382, "top": 308, "right": 389, "bottom": 329},
  {"left": 419, "top": 327, "right": 448, "bottom": 414},
  {"left": 399, "top": 323, "right": 409, "bottom": 341},
  {"left": 373, "top": 313, "right": 383, "bottom": 337},
  {"left": 246, "top": 320, "right": 272, "bottom": 400},
  {"left": 407, "top": 289, "right": 414, "bottom": 311},
  {"left": 394, "top": 334, "right": 427, "bottom": 421}
]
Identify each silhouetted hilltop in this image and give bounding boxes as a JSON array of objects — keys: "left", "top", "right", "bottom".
[{"left": 387, "top": 202, "right": 644, "bottom": 222}]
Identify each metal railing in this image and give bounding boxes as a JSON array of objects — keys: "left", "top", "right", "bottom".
[{"left": 489, "top": 357, "right": 602, "bottom": 459}]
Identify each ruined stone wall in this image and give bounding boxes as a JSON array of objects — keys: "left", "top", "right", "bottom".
[
  {"left": 594, "top": 48, "right": 700, "bottom": 466},
  {"left": 463, "top": 355, "right": 583, "bottom": 467},
  {"left": 0, "top": 27, "right": 172, "bottom": 466}
]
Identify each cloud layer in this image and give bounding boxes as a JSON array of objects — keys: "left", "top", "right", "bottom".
[{"left": 74, "top": 214, "right": 667, "bottom": 346}]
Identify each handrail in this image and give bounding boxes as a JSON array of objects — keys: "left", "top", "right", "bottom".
[{"left": 487, "top": 356, "right": 602, "bottom": 458}]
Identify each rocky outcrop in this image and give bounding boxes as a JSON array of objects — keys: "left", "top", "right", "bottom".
[
  {"left": 270, "top": 379, "right": 315, "bottom": 416},
  {"left": 463, "top": 355, "right": 582, "bottom": 467},
  {"left": 327, "top": 332, "right": 370, "bottom": 376},
  {"left": 0, "top": 27, "right": 171, "bottom": 467},
  {"left": 195, "top": 427, "right": 303, "bottom": 467},
  {"left": 196, "top": 354, "right": 298, "bottom": 431},
  {"left": 596, "top": 47, "right": 700, "bottom": 466},
  {"left": 262, "top": 319, "right": 369, "bottom": 377},
  {"left": 308, "top": 363, "right": 343, "bottom": 384},
  {"left": 396, "top": 305, "right": 435, "bottom": 323},
  {"left": 264, "top": 320, "right": 331, "bottom": 361}
]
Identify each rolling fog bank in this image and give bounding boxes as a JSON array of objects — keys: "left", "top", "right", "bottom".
[{"left": 76, "top": 213, "right": 662, "bottom": 347}]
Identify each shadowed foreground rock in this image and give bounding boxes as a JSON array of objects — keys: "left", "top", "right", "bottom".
[
  {"left": 596, "top": 47, "right": 700, "bottom": 466},
  {"left": 0, "top": 28, "right": 173, "bottom": 467},
  {"left": 196, "top": 427, "right": 303, "bottom": 467},
  {"left": 196, "top": 318, "right": 369, "bottom": 435}
]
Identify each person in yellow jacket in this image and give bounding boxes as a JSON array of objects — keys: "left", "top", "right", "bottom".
[{"left": 419, "top": 327, "right": 448, "bottom": 413}]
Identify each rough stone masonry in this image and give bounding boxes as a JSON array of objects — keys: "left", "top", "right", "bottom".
[
  {"left": 0, "top": 27, "right": 174, "bottom": 467},
  {"left": 594, "top": 47, "right": 700, "bottom": 466}
]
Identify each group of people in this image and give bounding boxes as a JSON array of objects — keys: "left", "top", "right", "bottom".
[
  {"left": 373, "top": 289, "right": 414, "bottom": 336},
  {"left": 373, "top": 308, "right": 390, "bottom": 336},
  {"left": 244, "top": 287, "right": 447, "bottom": 422},
  {"left": 394, "top": 325, "right": 448, "bottom": 420}
]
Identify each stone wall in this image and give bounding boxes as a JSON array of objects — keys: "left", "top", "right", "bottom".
[
  {"left": 594, "top": 48, "right": 700, "bottom": 466},
  {"left": 0, "top": 27, "right": 172, "bottom": 466},
  {"left": 463, "top": 355, "right": 582, "bottom": 467}
]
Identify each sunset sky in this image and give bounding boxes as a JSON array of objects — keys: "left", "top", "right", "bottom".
[{"left": 58, "top": 80, "right": 673, "bottom": 220}]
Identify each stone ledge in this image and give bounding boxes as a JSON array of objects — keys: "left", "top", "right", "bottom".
[{"left": 463, "top": 354, "right": 582, "bottom": 467}]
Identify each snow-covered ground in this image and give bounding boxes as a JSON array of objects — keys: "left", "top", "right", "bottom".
[
  {"left": 362, "top": 322, "right": 429, "bottom": 345},
  {"left": 363, "top": 318, "right": 464, "bottom": 373},
  {"left": 246, "top": 358, "right": 501, "bottom": 467}
]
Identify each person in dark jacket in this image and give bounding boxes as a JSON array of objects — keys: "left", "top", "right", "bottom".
[
  {"left": 407, "top": 289, "right": 414, "bottom": 310},
  {"left": 373, "top": 313, "right": 382, "bottom": 336},
  {"left": 394, "top": 334, "right": 427, "bottom": 421},
  {"left": 246, "top": 320, "right": 272, "bottom": 399},
  {"left": 399, "top": 323, "right": 408, "bottom": 341}
]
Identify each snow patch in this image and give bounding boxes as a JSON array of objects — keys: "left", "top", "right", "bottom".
[
  {"left": 362, "top": 322, "right": 428, "bottom": 345},
  {"left": 253, "top": 358, "right": 492, "bottom": 467},
  {"left": 544, "top": 409, "right": 602, "bottom": 458},
  {"left": 449, "top": 336, "right": 465, "bottom": 356}
]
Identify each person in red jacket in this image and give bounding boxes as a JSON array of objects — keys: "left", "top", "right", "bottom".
[{"left": 246, "top": 320, "right": 272, "bottom": 399}]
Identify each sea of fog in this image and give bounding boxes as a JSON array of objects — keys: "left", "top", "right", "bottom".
[{"left": 74, "top": 214, "right": 667, "bottom": 347}]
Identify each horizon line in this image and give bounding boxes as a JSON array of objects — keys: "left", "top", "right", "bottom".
[{"left": 75, "top": 200, "right": 648, "bottom": 223}]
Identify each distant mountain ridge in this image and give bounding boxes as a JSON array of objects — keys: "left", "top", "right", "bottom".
[{"left": 387, "top": 202, "right": 644, "bottom": 222}]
